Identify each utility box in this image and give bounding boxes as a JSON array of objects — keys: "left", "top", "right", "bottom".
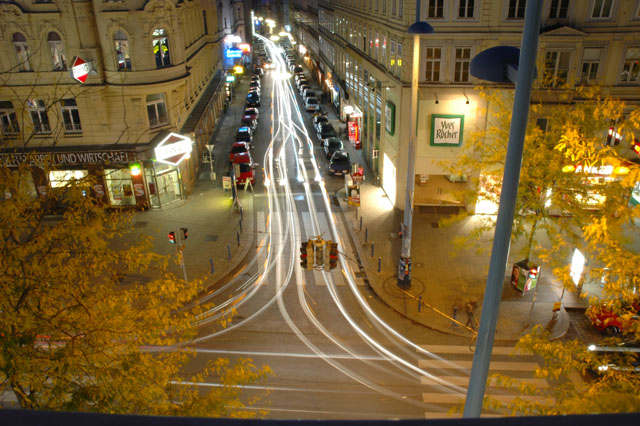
[{"left": 511, "top": 259, "right": 540, "bottom": 293}]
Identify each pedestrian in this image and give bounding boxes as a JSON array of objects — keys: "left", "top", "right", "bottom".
[{"left": 465, "top": 300, "right": 478, "bottom": 329}]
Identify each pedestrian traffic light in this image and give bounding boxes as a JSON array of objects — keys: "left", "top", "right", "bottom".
[
  {"left": 181, "top": 227, "right": 188, "bottom": 240},
  {"left": 168, "top": 231, "right": 176, "bottom": 244},
  {"left": 632, "top": 137, "right": 640, "bottom": 156},
  {"left": 329, "top": 242, "right": 338, "bottom": 270},
  {"left": 614, "top": 131, "right": 622, "bottom": 146},
  {"left": 606, "top": 127, "right": 614, "bottom": 145},
  {"left": 300, "top": 242, "right": 308, "bottom": 269}
]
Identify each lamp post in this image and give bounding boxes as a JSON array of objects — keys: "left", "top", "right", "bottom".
[
  {"left": 463, "top": 0, "right": 543, "bottom": 417},
  {"left": 397, "top": 1, "right": 434, "bottom": 288}
]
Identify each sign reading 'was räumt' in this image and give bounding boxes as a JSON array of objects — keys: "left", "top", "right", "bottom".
[{"left": 430, "top": 114, "right": 464, "bottom": 146}]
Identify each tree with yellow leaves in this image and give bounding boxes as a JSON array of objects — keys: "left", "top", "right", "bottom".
[{"left": 0, "top": 163, "right": 271, "bottom": 416}]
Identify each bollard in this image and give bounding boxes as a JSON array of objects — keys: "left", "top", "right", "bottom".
[
  {"left": 453, "top": 305, "right": 458, "bottom": 327},
  {"left": 359, "top": 216, "right": 363, "bottom": 231},
  {"left": 378, "top": 257, "right": 381, "bottom": 273},
  {"left": 356, "top": 206, "right": 359, "bottom": 221},
  {"left": 371, "top": 242, "right": 375, "bottom": 257},
  {"left": 237, "top": 231, "right": 240, "bottom": 246},
  {"left": 418, "top": 295, "right": 422, "bottom": 312},
  {"left": 210, "top": 258, "right": 214, "bottom": 274},
  {"left": 365, "top": 228, "right": 368, "bottom": 243},
  {"left": 240, "top": 206, "right": 244, "bottom": 221},
  {"left": 239, "top": 219, "right": 243, "bottom": 233},
  {"left": 227, "top": 244, "right": 231, "bottom": 259}
]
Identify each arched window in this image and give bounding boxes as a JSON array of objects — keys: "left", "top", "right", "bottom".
[
  {"left": 152, "top": 28, "right": 171, "bottom": 68},
  {"left": 48, "top": 32, "right": 67, "bottom": 71},
  {"left": 12, "top": 33, "right": 31, "bottom": 71},
  {"left": 114, "top": 30, "right": 131, "bottom": 71}
]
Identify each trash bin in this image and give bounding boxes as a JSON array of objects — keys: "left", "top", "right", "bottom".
[{"left": 511, "top": 259, "right": 540, "bottom": 293}]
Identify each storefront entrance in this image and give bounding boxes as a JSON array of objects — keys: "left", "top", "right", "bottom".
[{"left": 145, "top": 163, "right": 181, "bottom": 208}]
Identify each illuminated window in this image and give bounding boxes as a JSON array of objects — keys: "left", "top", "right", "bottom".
[
  {"left": 620, "top": 47, "right": 640, "bottom": 83},
  {"left": 152, "top": 28, "right": 171, "bottom": 68},
  {"left": 27, "top": 99, "right": 50, "bottom": 134},
  {"left": 13, "top": 33, "right": 31, "bottom": 71},
  {"left": 0, "top": 101, "right": 19, "bottom": 136},
  {"left": 48, "top": 32, "right": 66, "bottom": 71},
  {"left": 114, "top": 30, "right": 131, "bottom": 71}
]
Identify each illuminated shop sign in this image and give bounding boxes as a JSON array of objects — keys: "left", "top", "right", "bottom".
[
  {"left": 226, "top": 48, "right": 243, "bottom": 58},
  {"left": 0, "top": 151, "right": 131, "bottom": 167},
  {"left": 431, "top": 114, "right": 464, "bottom": 147},
  {"left": 154, "top": 133, "right": 193, "bottom": 166},
  {"left": 70, "top": 56, "right": 91, "bottom": 83}
]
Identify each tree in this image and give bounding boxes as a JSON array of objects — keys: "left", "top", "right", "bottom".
[
  {"left": 0, "top": 163, "right": 271, "bottom": 416},
  {"left": 442, "top": 87, "right": 640, "bottom": 414}
]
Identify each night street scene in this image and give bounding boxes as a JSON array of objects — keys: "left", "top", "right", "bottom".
[{"left": 1, "top": 0, "right": 640, "bottom": 425}]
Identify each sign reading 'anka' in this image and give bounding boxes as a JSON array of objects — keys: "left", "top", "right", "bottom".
[
  {"left": 154, "top": 132, "right": 193, "bottom": 166},
  {"left": 70, "top": 56, "right": 91, "bottom": 83}
]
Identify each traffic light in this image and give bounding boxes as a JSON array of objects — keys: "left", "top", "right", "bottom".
[
  {"left": 329, "top": 242, "right": 338, "bottom": 270},
  {"left": 181, "top": 227, "right": 189, "bottom": 240},
  {"left": 606, "top": 127, "right": 614, "bottom": 145},
  {"left": 632, "top": 137, "right": 640, "bottom": 156},
  {"left": 168, "top": 231, "right": 176, "bottom": 244},
  {"left": 314, "top": 238, "right": 324, "bottom": 268},
  {"left": 614, "top": 131, "right": 622, "bottom": 146},
  {"left": 300, "top": 242, "right": 308, "bottom": 269}
]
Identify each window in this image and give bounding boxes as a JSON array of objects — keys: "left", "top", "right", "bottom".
[
  {"left": 398, "top": 0, "right": 403, "bottom": 17},
  {"left": 0, "top": 101, "right": 19, "bottom": 136},
  {"left": 591, "top": 0, "right": 613, "bottom": 18},
  {"left": 620, "top": 47, "right": 640, "bottom": 83},
  {"left": 425, "top": 47, "right": 442, "bottom": 82},
  {"left": 427, "top": 0, "right": 444, "bottom": 18},
  {"left": 458, "top": 0, "right": 475, "bottom": 18},
  {"left": 48, "top": 32, "right": 66, "bottom": 71},
  {"left": 146, "top": 94, "right": 168, "bottom": 128},
  {"left": 382, "top": 36, "right": 387, "bottom": 67},
  {"left": 383, "top": 0, "right": 386, "bottom": 13},
  {"left": 544, "top": 50, "right": 571, "bottom": 86},
  {"left": 396, "top": 42, "right": 403, "bottom": 77},
  {"left": 203, "top": 11, "right": 208, "bottom": 34},
  {"left": 114, "top": 30, "right": 131, "bottom": 71},
  {"left": 12, "top": 33, "right": 31, "bottom": 71},
  {"left": 549, "top": 0, "right": 569, "bottom": 19},
  {"left": 390, "top": 40, "right": 396, "bottom": 71},
  {"left": 454, "top": 47, "right": 471, "bottom": 82},
  {"left": 27, "top": 99, "right": 50, "bottom": 134},
  {"left": 61, "top": 99, "right": 82, "bottom": 133},
  {"left": 152, "top": 28, "right": 171, "bottom": 68},
  {"left": 507, "top": 0, "right": 526, "bottom": 19},
  {"left": 392, "top": 0, "right": 396, "bottom": 15},
  {"left": 580, "top": 47, "right": 602, "bottom": 84},
  {"left": 375, "top": 33, "right": 380, "bottom": 62}
]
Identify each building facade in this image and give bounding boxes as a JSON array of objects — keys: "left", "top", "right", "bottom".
[
  {"left": 288, "top": 0, "right": 640, "bottom": 210},
  {"left": 0, "top": 0, "right": 234, "bottom": 210}
]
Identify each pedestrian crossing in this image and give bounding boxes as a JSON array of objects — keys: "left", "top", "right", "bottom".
[{"left": 417, "top": 344, "right": 551, "bottom": 419}]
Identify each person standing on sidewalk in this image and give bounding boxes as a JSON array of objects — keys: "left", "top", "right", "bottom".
[{"left": 465, "top": 300, "right": 478, "bottom": 329}]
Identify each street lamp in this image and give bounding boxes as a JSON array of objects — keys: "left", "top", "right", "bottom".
[
  {"left": 463, "top": 0, "right": 543, "bottom": 418},
  {"left": 397, "top": 0, "right": 434, "bottom": 288}
]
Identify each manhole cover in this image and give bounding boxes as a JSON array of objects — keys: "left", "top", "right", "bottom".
[
  {"left": 134, "top": 221, "right": 148, "bottom": 228},
  {"left": 205, "top": 235, "right": 219, "bottom": 242}
]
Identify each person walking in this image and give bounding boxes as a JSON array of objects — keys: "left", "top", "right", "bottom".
[{"left": 465, "top": 300, "right": 478, "bottom": 329}]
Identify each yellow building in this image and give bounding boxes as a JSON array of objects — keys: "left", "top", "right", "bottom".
[
  {"left": 289, "top": 0, "right": 640, "bottom": 209},
  {"left": 0, "top": 0, "right": 228, "bottom": 209}
]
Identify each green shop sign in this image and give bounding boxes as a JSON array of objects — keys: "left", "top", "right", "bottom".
[{"left": 430, "top": 114, "right": 464, "bottom": 146}]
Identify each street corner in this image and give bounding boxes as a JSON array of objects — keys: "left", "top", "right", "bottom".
[{"left": 495, "top": 301, "right": 571, "bottom": 341}]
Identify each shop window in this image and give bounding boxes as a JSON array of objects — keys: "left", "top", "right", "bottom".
[
  {"left": 27, "top": 99, "right": 51, "bottom": 134},
  {"left": 49, "top": 170, "right": 89, "bottom": 188},
  {"left": 48, "top": 32, "right": 66, "bottom": 71},
  {"left": 454, "top": 47, "right": 471, "bottom": 83},
  {"left": 619, "top": 47, "right": 640, "bottom": 83},
  {"left": 549, "top": 0, "right": 569, "bottom": 19},
  {"left": 544, "top": 50, "right": 571, "bottom": 87},
  {"left": 591, "top": 0, "right": 613, "bottom": 19},
  {"left": 13, "top": 33, "right": 31, "bottom": 72},
  {"left": 507, "top": 0, "right": 526, "bottom": 19},
  {"left": 114, "top": 30, "right": 131, "bottom": 71},
  {"left": 61, "top": 99, "right": 82, "bottom": 133},
  {"left": 425, "top": 47, "right": 442, "bottom": 82},
  {"left": 146, "top": 93, "right": 168, "bottom": 128},
  {"left": 580, "top": 47, "right": 602, "bottom": 84},
  {"left": 104, "top": 168, "right": 136, "bottom": 206},
  {"left": 426, "top": 0, "right": 444, "bottom": 18},
  {"left": 0, "top": 101, "right": 20, "bottom": 136},
  {"left": 152, "top": 28, "right": 171, "bottom": 68},
  {"left": 458, "top": 0, "right": 475, "bottom": 18}
]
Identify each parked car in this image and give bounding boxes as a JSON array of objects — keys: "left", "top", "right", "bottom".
[
  {"left": 231, "top": 152, "right": 255, "bottom": 185},
  {"left": 323, "top": 137, "right": 344, "bottom": 159},
  {"left": 246, "top": 92, "right": 260, "bottom": 108},
  {"left": 229, "top": 141, "right": 251, "bottom": 162},
  {"left": 241, "top": 114, "right": 258, "bottom": 132},
  {"left": 250, "top": 76, "right": 261, "bottom": 85},
  {"left": 587, "top": 340, "right": 640, "bottom": 375},
  {"left": 296, "top": 77, "right": 308, "bottom": 88},
  {"left": 313, "top": 115, "right": 329, "bottom": 132},
  {"left": 316, "top": 121, "right": 337, "bottom": 141},
  {"left": 302, "top": 88, "right": 315, "bottom": 100},
  {"left": 253, "top": 66, "right": 264, "bottom": 77},
  {"left": 244, "top": 107, "right": 259, "bottom": 122},
  {"left": 304, "top": 96, "right": 320, "bottom": 112},
  {"left": 295, "top": 74, "right": 306, "bottom": 84},
  {"left": 299, "top": 84, "right": 311, "bottom": 96},
  {"left": 235, "top": 126, "right": 253, "bottom": 144},
  {"left": 586, "top": 300, "right": 640, "bottom": 336},
  {"left": 329, "top": 150, "right": 351, "bottom": 176},
  {"left": 249, "top": 80, "right": 261, "bottom": 90},
  {"left": 248, "top": 87, "right": 261, "bottom": 97},
  {"left": 293, "top": 65, "right": 304, "bottom": 74}
]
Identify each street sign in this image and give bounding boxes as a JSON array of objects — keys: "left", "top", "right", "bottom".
[
  {"left": 351, "top": 172, "right": 364, "bottom": 183},
  {"left": 154, "top": 133, "right": 193, "bottom": 166},
  {"left": 222, "top": 176, "right": 232, "bottom": 190},
  {"left": 70, "top": 56, "right": 91, "bottom": 83}
]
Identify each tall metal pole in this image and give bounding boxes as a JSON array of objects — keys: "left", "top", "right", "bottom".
[
  {"left": 463, "top": 0, "right": 542, "bottom": 417},
  {"left": 397, "top": 31, "right": 420, "bottom": 288}
]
